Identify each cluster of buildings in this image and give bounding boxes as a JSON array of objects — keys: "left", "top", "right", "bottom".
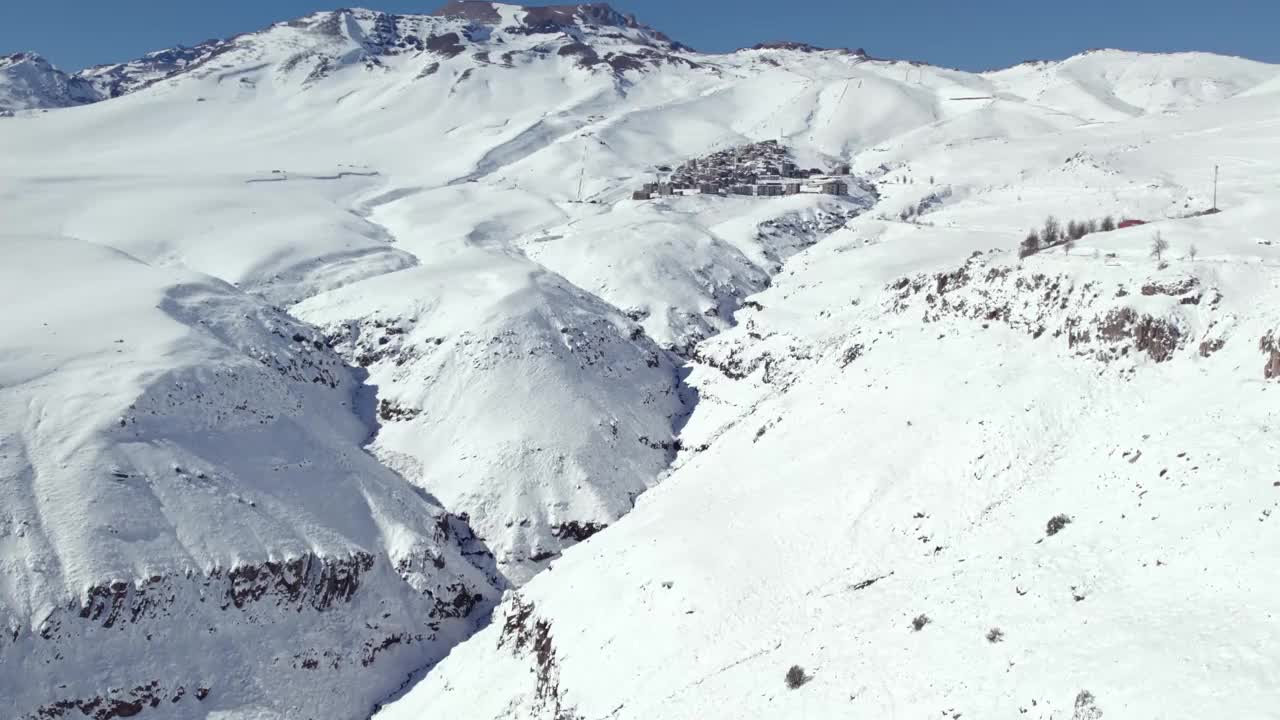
[{"left": 632, "top": 140, "right": 852, "bottom": 200}]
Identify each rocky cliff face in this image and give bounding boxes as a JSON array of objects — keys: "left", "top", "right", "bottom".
[
  {"left": 1262, "top": 329, "right": 1280, "bottom": 379},
  {"left": 15, "top": 549, "right": 488, "bottom": 720},
  {"left": 885, "top": 252, "right": 1222, "bottom": 366}
]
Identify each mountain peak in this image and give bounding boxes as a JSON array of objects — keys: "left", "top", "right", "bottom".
[
  {"left": 0, "top": 51, "right": 101, "bottom": 112},
  {"left": 432, "top": 1, "right": 639, "bottom": 30},
  {"left": 746, "top": 41, "right": 868, "bottom": 57},
  {"left": 1, "top": 51, "right": 51, "bottom": 68},
  {"left": 430, "top": 1, "right": 686, "bottom": 52}
]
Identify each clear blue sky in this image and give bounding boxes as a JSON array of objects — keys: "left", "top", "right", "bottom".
[{"left": 5, "top": 0, "right": 1278, "bottom": 72}]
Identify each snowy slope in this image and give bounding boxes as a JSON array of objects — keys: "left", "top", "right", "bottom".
[
  {"left": 3, "top": 2, "right": 1280, "bottom": 718},
  {"left": 380, "top": 76, "right": 1280, "bottom": 720},
  {"left": 292, "top": 250, "right": 689, "bottom": 584},
  {"left": 0, "top": 235, "right": 498, "bottom": 719}
]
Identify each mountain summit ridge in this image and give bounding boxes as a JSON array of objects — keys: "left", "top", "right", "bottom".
[
  {"left": 7, "top": 3, "right": 1279, "bottom": 114},
  {"left": 0, "top": 2, "right": 698, "bottom": 112}
]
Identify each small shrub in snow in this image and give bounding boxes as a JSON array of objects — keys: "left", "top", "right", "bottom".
[
  {"left": 1073, "top": 690, "right": 1104, "bottom": 720},
  {"left": 784, "top": 664, "right": 811, "bottom": 689},
  {"left": 986, "top": 627, "right": 1005, "bottom": 643},
  {"left": 1019, "top": 230, "right": 1042, "bottom": 258},
  {"left": 911, "top": 614, "right": 931, "bottom": 632},
  {"left": 1046, "top": 514, "right": 1073, "bottom": 536}
]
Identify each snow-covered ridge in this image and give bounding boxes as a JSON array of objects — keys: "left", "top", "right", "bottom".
[
  {"left": 7, "top": 4, "right": 1277, "bottom": 115},
  {"left": 0, "top": 236, "right": 499, "bottom": 718},
  {"left": 0, "top": 52, "right": 99, "bottom": 112},
  {"left": 1, "top": 2, "right": 696, "bottom": 112}
]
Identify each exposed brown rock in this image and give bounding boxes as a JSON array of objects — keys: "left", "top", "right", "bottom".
[
  {"left": 1141, "top": 278, "right": 1200, "bottom": 297},
  {"left": 425, "top": 32, "right": 466, "bottom": 58},
  {"left": 889, "top": 258, "right": 1194, "bottom": 364},
  {"left": 223, "top": 552, "right": 374, "bottom": 611},
  {"left": 34, "top": 680, "right": 170, "bottom": 720},
  {"left": 431, "top": 1, "right": 502, "bottom": 23},
  {"left": 378, "top": 397, "right": 421, "bottom": 422},
  {"left": 1199, "top": 338, "right": 1225, "bottom": 357},
  {"left": 1096, "top": 307, "right": 1182, "bottom": 363},
  {"left": 550, "top": 520, "right": 608, "bottom": 543},
  {"left": 498, "top": 594, "right": 576, "bottom": 719},
  {"left": 1262, "top": 331, "right": 1280, "bottom": 379}
]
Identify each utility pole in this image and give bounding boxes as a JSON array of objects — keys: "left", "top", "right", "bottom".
[
  {"left": 576, "top": 139, "right": 588, "bottom": 203},
  {"left": 1212, "top": 164, "right": 1219, "bottom": 211}
]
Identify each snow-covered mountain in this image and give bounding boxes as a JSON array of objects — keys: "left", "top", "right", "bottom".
[
  {"left": 3, "top": 2, "right": 1280, "bottom": 718},
  {"left": 381, "top": 83, "right": 1280, "bottom": 718},
  {"left": 0, "top": 52, "right": 100, "bottom": 112}
]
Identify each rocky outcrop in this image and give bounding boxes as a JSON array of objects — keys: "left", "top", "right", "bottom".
[
  {"left": 550, "top": 521, "right": 608, "bottom": 543},
  {"left": 497, "top": 594, "right": 579, "bottom": 720},
  {"left": 425, "top": 32, "right": 467, "bottom": 58},
  {"left": 10, "top": 549, "right": 493, "bottom": 720},
  {"left": 1085, "top": 307, "right": 1182, "bottom": 362},
  {"left": 31, "top": 550, "right": 478, "bottom": 643},
  {"left": 32, "top": 680, "right": 206, "bottom": 720},
  {"left": 755, "top": 204, "right": 869, "bottom": 268},
  {"left": 1262, "top": 330, "right": 1280, "bottom": 379},
  {"left": 886, "top": 253, "right": 1215, "bottom": 366}
]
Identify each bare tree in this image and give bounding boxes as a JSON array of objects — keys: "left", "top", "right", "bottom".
[
  {"left": 1150, "top": 232, "right": 1169, "bottom": 263},
  {"left": 1042, "top": 216, "right": 1061, "bottom": 246},
  {"left": 1100, "top": 216, "right": 1116, "bottom": 232},
  {"left": 1187, "top": 244, "right": 1199, "bottom": 262}
]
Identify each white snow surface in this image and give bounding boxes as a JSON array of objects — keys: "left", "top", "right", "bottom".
[{"left": 3, "top": 3, "right": 1280, "bottom": 718}]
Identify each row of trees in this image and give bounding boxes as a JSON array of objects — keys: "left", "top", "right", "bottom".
[
  {"left": 1020, "top": 219, "right": 1195, "bottom": 265},
  {"left": 898, "top": 187, "right": 953, "bottom": 223},
  {"left": 1019, "top": 215, "right": 1119, "bottom": 258}
]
